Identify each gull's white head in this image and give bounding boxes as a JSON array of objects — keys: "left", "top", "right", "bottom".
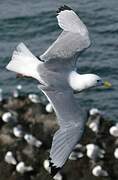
[{"left": 68, "top": 71, "right": 111, "bottom": 92}]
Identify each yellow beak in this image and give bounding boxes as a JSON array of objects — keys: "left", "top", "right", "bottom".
[{"left": 103, "top": 81, "right": 112, "bottom": 88}]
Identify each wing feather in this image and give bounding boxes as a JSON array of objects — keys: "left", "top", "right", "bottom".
[
  {"left": 57, "top": 5, "right": 88, "bottom": 35},
  {"left": 40, "top": 6, "right": 90, "bottom": 63},
  {"left": 40, "top": 86, "right": 86, "bottom": 176}
]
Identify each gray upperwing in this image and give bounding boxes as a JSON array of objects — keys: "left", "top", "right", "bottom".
[
  {"left": 40, "top": 30, "right": 90, "bottom": 63},
  {"left": 40, "top": 86, "right": 86, "bottom": 169}
]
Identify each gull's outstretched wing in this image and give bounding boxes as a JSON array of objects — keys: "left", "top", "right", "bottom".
[
  {"left": 40, "top": 5, "right": 90, "bottom": 65},
  {"left": 40, "top": 85, "right": 86, "bottom": 176}
]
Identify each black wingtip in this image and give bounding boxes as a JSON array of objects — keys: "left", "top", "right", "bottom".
[
  {"left": 49, "top": 157, "right": 61, "bottom": 177},
  {"left": 56, "top": 5, "right": 72, "bottom": 15},
  {"left": 36, "top": 56, "right": 45, "bottom": 62}
]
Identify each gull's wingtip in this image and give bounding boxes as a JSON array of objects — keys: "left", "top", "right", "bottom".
[
  {"left": 49, "top": 157, "right": 61, "bottom": 177},
  {"left": 56, "top": 5, "right": 72, "bottom": 15}
]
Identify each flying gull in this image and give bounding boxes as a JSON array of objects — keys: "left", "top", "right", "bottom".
[{"left": 6, "top": 5, "right": 111, "bottom": 177}]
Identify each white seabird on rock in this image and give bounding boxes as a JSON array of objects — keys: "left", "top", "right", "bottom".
[
  {"left": 89, "top": 121, "right": 99, "bottom": 133},
  {"left": 28, "top": 94, "right": 40, "bottom": 103},
  {"left": 4, "top": 151, "right": 17, "bottom": 165},
  {"left": 114, "top": 147, "right": 118, "bottom": 159},
  {"left": 109, "top": 123, "right": 118, "bottom": 137},
  {"left": 2, "top": 112, "right": 17, "bottom": 123},
  {"left": 89, "top": 122, "right": 99, "bottom": 133},
  {"left": 24, "top": 133, "right": 42, "bottom": 148},
  {"left": 87, "top": 108, "right": 102, "bottom": 134},
  {"left": 16, "top": 161, "right": 33, "bottom": 174},
  {"left": 43, "top": 160, "right": 63, "bottom": 180},
  {"left": 43, "top": 159, "right": 51, "bottom": 173},
  {"left": 92, "top": 165, "right": 108, "bottom": 177},
  {"left": 69, "top": 143, "right": 84, "bottom": 160},
  {"left": 46, "top": 102, "right": 53, "bottom": 113},
  {"left": 69, "top": 152, "right": 78, "bottom": 160},
  {"left": 13, "top": 125, "right": 24, "bottom": 138},
  {"left": 69, "top": 151, "right": 84, "bottom": 160},
  {"left": 53, "top": 172, "right": 63, "bottom": 180},
  {"left": 86, "top": 144, "right": 105, "bottom": 160},
  {"left": 6, "top": 4, "right": 111, "bottom": 177}
]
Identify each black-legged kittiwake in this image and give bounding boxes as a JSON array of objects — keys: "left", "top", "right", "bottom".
[
  {"left": 4, "top": 151, "right": 17, "bottom": 165},
  {"left": 46, "top": 102, "right": 54, "bottom": 113},
  {"left": 92, "top": 165, "right": 108, "bottom": 177},
  {"left": 24, "top": 133, "right": 42, "bottom": 148},
  {"left": 28, "top": 93, "right": 41, "bottom": 103},
  {"left": 13, "top": 124, "right": 24, "bottom": 138},
  {"left": 86, "top": 144, "right": 105, "bottom": 161},
  {"left": 6, "top": 5, "right": 111, "bottom": 177},
  {"left": 87, "top": 108, "right": 102, "bottom": 134},
  {"left": 16, "top": 161, "right": 33, "bottom": 174},
  {"left": 109, "top": 123, "right": 118, "bottom": 137},
  {"left": 2, "top": 112, "right": 18, "bottom": 124},
  {"left": 114, "top": 147, "right": 118, "bottom": 159}
]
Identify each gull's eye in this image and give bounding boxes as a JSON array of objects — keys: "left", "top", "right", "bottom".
[
  {"left": 97, "top": 79, "right": 101, "bottom": 83},
  {"left": 97, "top": 79, "right": 103, "bottom": 86}
]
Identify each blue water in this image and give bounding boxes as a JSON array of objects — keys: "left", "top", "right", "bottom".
[{"left": 0, "top": 0, "right": 118, "bottom": 120}]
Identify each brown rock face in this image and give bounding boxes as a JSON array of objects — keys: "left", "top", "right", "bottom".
[{"left": 0, "top": 96, "right": 118, "bottom": 180}]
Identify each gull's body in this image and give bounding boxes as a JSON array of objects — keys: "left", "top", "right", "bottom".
[
  {"left": 24, "top": 133, "right": 42, "bottom": 148},
  {"left": 16, "top": 161, "right": 33, "bottom": 174},
  {"left": 13, "top": 124, "right": 24, "bottom": 138},
  {"left": 6, "top": 5, "right": 108, "bottom": 177},
  {"left": 92, "top": 165, "right": 108, "bottom": 177},
  {"left": 4, "top": 151, "right": 17, "bottom": 165},
  {"left": 87, "top": 108, "right": 102, "bottom": 134},
  {"left": 86, "top": 144, "right": 105, "bottom": 161}
]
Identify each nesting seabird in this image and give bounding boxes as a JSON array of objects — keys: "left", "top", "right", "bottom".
[
  {"left": 69, "top": 143, "right": 84, "bottom": 160},
  {"left": 13, "top": 124, "right": 24, "bottom": 138},
  {"left": 43, "top": 160, "right": 63, "bottom": 180},
  {"left": 109, "top": 123, "right": 118, "bottom": 137},
  {"left": 43, "top": 159, "right": 51, "bottom": 173},
  {"left": 92, "top": 165, "right": 108, "bottom": 177},
  {"left": 16, "top": 161, "right": 33, "bottom": 174},
  {"left": 46, "top": 102, "right": 54, "bottom": 113},
  {"left": 6, "top": 5, "right": 111, "bottom": 176},
  {"left": 69, "top": 151, "right": 84, "bottom": 160},
  {"left": 87, "top": 108, "right": 102, "bottom": 133},
  {"left": 4, "top": 151, "right": 17, "bottom": 165},
  {"left": 24, "top": 133, "right": 42, "bottom": 148},
  {"left": 114, "top": 147, "right": 118, "bottom": 159},
  {"left": 2, "top": 112, "right": 17, "bottom": 124},
  {"left": 86, "top": 144, "right": 105, "bottom": 161},
  {"left": 28, "top": 94, "right": 41, "bottom": 103}
]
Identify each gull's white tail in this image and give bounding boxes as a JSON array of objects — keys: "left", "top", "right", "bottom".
[{"left": 6, "top": 43, "right": 43, "bottom": 81}]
